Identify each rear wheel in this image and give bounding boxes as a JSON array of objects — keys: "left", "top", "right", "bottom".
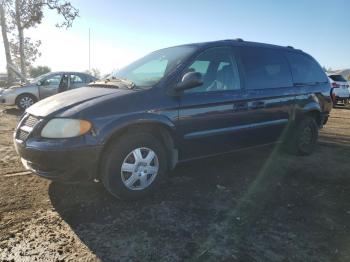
[
  {"left": 285, "top": 116, "right": 318, "bottom": 156},
  {"left": 16, "top": 94, "right": 37, "bottom": 110},
  {"left": 101, "top": 132, "right": 168, "bottom": 199}
]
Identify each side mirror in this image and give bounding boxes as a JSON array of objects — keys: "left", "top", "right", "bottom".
[{"left": 174, "top": 71, "right": 203, "bottom": 92}]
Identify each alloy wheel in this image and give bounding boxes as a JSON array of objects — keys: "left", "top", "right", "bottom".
[
  {"left": 19, "top": 96, "right": 34, "bottom": 109},
  {"left": 120, "top": 147, "right": 159, "bottom": 190}
]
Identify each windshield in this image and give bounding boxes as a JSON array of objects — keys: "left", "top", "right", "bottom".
[
  {"left": 30, "top": 72, "right": 53, "bottom": 84},
  {"left": 109, "top": 46, "right": 196, "bottom": 87}
]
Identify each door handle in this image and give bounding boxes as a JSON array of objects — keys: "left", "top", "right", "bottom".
[
  {"left": 250, "top": 101, "right": 265, "bottom": 109},
  {"left": 233, "top": 102, "right": 248, "bottom": 112}
]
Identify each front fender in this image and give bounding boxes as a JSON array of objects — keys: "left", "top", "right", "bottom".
[
  {"left": 95, "top": 112, "right": 177, "bottom": 145},
  {"left": 15, "top": 86, "right": 39, "bottom": 100}
]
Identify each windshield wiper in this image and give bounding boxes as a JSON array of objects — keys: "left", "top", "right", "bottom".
[
  {"left": 105, "top": 77, "right": 136, "bottom": 89},
  {"left": 89, "top": 77, "right": 136, "bottom": 89}
]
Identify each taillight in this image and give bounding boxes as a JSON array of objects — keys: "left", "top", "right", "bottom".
[{"left": 332, "top": 82, "right": 339, "bottom": 88}]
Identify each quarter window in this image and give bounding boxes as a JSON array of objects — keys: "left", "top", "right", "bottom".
[
  {"left": 285, "top": 52, "right": 328, "bottom": 84},
  {"left": 239, "top": 47, "right": 293, "bottom": 89},
  {"left": 184, "top": 47, "right": 241, "bottom": 93}
]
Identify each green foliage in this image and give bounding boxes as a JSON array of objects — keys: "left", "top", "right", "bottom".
[
  {"left": 28, "top": 65, "right": 51, "bottom": 78},
  {"left": 85, "top": 68, "right": 101, "bottom": 78},
  {"left": 10, "top": 37, "right": 41, "bottom": 69},
  {"left": 0, "top": 0, "right": 79, "bottom": 79},
  {"left": 322, "top": 66, "right": 333, "bottom": 73}
]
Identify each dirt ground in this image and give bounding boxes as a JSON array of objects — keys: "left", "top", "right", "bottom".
[{"left": 1, "top": 105, "right": 350, "bottom": 262}]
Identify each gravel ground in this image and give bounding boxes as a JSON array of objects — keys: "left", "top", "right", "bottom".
[{"left": 1, "top": 105, "right": 350, "bottom": 261}]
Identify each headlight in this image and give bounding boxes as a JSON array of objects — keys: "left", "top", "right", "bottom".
[
  {"left": 2, "top": 89, "right": 13, "bottom": 94},
  {"left": 41, "top": 118, "right": 92, "bottom": 138}
]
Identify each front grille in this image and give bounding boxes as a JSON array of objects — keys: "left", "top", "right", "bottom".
[
  {"left": 22, "top": 115, "right": 39, "bottom": 128},
  {"left": 18, "top": 130, "right": 30, "bottom": 141},
  {"left": 16, "top": 114, "right": 40, "bottom": 142}
]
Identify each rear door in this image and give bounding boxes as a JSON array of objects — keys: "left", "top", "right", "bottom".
[
  {"left": 235, "top": 47, "right": 296, "bottom": 145},
  {"left": 68, "top": 74, "right": 86, "bottom": 89},
  {"left": 38, "top": 73, "right": 62, "bottom": 99}
]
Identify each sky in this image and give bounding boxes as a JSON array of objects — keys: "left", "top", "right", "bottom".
[{"left": 0, "top": 0, "right": 349, "bottom": 75}]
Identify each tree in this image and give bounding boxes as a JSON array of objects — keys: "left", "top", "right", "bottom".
[
  {"left": 348, "top": 75, "right": 350, "bottom": 81},
  {"left": 85, "top": 68, "right": 101, "bottom": 78},
  {"left": 10, "top": 37, "right": 41, "bottom": 72},
  {"left": 322, "top": 66, "right": 333, "bottom": 73},
  {"left": 0, "top": 0, "right": 16, "bottom": 84},
  {"left": 0, "top": 0, "right": 78, "bottom": 81},
  {"left": 28, "top": 65, "right": 51, "bottom": 78},
  {"left": 10, "top": 0, "right": 79, "bottom": 77}
]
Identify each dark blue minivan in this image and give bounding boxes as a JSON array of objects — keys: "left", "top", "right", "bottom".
[{"left": 14, "top": 39, "right": 332, "bottom": 199}]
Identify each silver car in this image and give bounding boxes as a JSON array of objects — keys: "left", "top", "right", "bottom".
[
  {"left": 0, "top": 72, "right": 97, "bottom": 109},
  {"left": 328, "top": 74, "right": 350, "bottom": 105}
]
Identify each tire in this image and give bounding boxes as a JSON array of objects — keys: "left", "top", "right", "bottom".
[
  {"left": 285, "top": 116, "right": 319, "bottom": 156},
  {"left": 101, "top": 132, "right": 168, "bottom": 200},
  {"left": 16, "top": 94, "right": 37, "bottom": 110}
]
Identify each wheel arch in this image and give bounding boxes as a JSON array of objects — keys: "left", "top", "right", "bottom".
[
  {"left": 15, "top": 92, "right": 38, "bottom": 104},
  {"left": 299, "top": 102, "right": 322, "bottom": 127},
  {"left": 96, "top": 118, "right": 178, "bottom": 179}
]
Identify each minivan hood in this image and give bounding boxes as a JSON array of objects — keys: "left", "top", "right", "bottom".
[{"left": 26, "top": 86, "right": 132, "bottom": 117}]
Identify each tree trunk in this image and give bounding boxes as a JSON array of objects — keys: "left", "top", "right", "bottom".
[
  {"left": 15, "top": 0, "right": 26, "bottom": 80},
  {"left": 0, "top": 3, "right": 15, "bottom": 85}
]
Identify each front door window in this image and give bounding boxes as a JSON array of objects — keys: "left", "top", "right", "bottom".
[
  {"left": 184, "top": 47, "right": 241, "bottom": 93},
  {"left": 42, "top": 74, "right": 62, "bottom": 88}
]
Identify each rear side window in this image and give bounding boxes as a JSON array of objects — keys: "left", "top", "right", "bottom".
[
  {"left": 285, "top": 52, "right": 328, "bottom": 84},
  {"left": 239, "top": 47, "right": 293, "bottom": 89},
  {"left": 329, "top": 75, "right": 347, "bottom": 82},
  {"left": 79, "top": 74, "right": 88, "bottom": 83}
]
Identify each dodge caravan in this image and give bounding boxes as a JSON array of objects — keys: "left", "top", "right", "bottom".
[{"left": 14, "top": 39, "right": 332, "bottom": 199}]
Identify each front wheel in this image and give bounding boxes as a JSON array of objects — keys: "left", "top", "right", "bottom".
[
  {"left": 285, "top": 116, "right": 319, "bottom": 156},
  {"left": 16, "top": 94, "right": 37, "bottom": 110},
  {"left": 101, "top": 132, "right": 168, "bottom": 200}
]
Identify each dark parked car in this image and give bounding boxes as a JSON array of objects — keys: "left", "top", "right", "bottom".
[
  {"left": 0, "top": 71, "right": 97, "bottom": 110},
  {"left": 14, "top": 39, "right": 332, "bottom": 199}
]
